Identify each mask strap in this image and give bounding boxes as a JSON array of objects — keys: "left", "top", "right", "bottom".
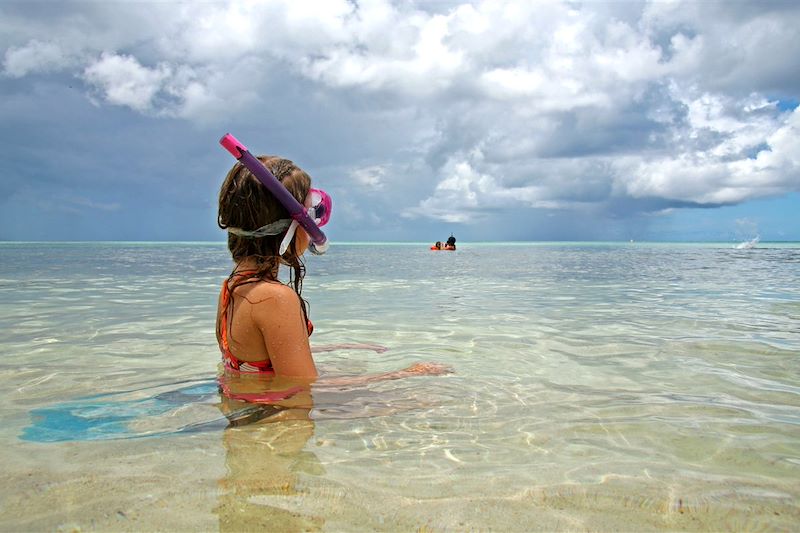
[
  {"left": 227, "top": 219, "right": 292, "bottom": 238},
  {"left": 279, "top": 220, "right": 299, "bottom": 255}
]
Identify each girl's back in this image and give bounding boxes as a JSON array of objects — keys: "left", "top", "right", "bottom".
[{"left": 217, "top": 272, "right": 314, "bottom": 377}]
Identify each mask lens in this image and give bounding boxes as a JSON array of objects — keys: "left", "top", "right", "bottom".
[{"left": 308, "top": 188, "right": 332, "bottom": 227}]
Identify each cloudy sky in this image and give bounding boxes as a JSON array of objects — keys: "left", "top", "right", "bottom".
[{"left": 1, "top": 0, "right": 798, "bottom": 242}]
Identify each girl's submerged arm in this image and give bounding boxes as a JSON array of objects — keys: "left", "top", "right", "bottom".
[{"left": 316, "top": 362, "right": 452, "bottom": 388}]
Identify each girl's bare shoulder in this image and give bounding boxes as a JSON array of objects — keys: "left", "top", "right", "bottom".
[{"left": 239, "top": 280, "right": 299, "bottom": 306}]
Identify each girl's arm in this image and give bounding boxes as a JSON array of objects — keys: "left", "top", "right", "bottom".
[
  {"left": 309, "top": 344, "right": 450, "bottom": 386},
  {"left": 248, "top": 284, "right": 448, "bottom": 384},
  {"left": 316, "top": 362, "right": 452, "bottom": 388}
]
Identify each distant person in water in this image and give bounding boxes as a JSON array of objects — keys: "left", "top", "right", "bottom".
[
  {"left": 216, "top": 154, "right": 450, "bottom": 404},
  {"left": 431, "top": 237, "right": 456, "bottom": 250}
]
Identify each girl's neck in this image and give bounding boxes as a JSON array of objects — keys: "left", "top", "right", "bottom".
[{"left": 234, "top": 257, "right": 280, "bottom": 279}]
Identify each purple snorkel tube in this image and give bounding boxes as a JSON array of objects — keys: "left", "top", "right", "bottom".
[{"left": 220, "top": 133, "right": 329, "bottom": 255}]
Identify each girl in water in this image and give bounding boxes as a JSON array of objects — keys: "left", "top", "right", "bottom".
[{"left": 216, "top": 153, "right": 449, "bottom": 408}]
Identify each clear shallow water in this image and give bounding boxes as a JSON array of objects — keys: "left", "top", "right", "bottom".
[{"left": 1, "top": 242, "right": 799, "bottom": 531}]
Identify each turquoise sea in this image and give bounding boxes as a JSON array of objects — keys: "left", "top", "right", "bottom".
[{"left": 0, "top": 241, "right": 798, "bottom": 531}]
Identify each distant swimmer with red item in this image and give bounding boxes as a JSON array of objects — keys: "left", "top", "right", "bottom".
[{"left": 431, "top": 234, "right": 457, "bottom": 251}]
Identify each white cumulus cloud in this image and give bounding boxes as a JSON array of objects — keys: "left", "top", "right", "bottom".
[
  {"left": 3, "top": 40, "right": 70, "bottom": 77},
  {"left": 83, "top": 53, "right": 172, "bottom": 112}
]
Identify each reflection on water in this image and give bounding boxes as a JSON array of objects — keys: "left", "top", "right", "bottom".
[{"left": 216, "top": 418, "right": 323, "bottom": 532}]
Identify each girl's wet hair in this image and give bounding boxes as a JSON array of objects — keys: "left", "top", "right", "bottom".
[{"left": 217, "top": 156, "right": 311, "bottom": 338}]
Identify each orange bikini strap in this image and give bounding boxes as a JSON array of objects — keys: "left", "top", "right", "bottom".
[
  {"left": 219, "top": 279, "right": 231, "bottom": 353},
  {"left": 220, "top": 270, "right": 261, "bottom": 353}
]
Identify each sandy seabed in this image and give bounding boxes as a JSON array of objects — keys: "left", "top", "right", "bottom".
[{"left": 2, "top": 424, "right": 798, "bottom": 533}]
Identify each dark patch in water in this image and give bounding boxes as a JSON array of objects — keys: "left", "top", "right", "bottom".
[{"left": 20, "top": 379, "right": 280, "bottom": 442}]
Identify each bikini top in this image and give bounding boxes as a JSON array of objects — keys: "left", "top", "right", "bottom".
[{"left": 219, "top": 272, "right": 313, "bottom": 374}]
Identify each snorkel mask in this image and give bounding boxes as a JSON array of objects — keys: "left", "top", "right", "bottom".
[{"left": 220, "top": 133, "right": 331, "bottom": 255}]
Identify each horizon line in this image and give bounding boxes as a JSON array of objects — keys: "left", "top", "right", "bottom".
[{"left": 1, "top": 239, "right": 796, "bottom": 245}]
